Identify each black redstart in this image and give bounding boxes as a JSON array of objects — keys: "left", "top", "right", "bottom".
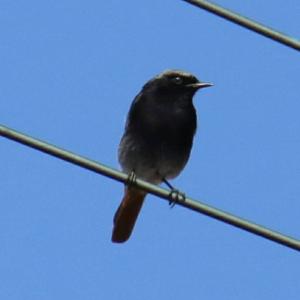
[{"left": 112, "top": 70, "right": 212, "bottom": 243}]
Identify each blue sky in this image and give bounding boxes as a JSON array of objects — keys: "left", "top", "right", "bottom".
[{"left": 1, "top": 1, "right": 300, "bottom": 299}]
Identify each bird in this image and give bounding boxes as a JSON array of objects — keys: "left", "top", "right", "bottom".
[{"left": 111, "top": 70, "right": 212, "bottom": 243}]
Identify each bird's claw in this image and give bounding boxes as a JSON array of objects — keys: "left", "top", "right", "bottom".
[
  {"left": 168, "top": 189, "right": 186, "bottom": 208},
  {"left": 126, "top": 171, "right": 137, "bottom": 187}
]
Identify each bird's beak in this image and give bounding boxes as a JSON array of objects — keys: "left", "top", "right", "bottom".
[{"left": 188, "top": 82, "right": 213, "bottom": 90}]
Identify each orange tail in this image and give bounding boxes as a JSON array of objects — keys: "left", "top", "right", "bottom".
[{"left": 112, "top": 188, "right": 146, "bottom": 243}]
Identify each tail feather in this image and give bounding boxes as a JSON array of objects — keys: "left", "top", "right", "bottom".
[{"left": 112, "top": 188, "right": 146, "bottom": 243}]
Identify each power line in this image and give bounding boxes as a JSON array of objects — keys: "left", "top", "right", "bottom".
[
  {"left": 1, "top": 124, "right": 300, "bottom": 252},
  {"left": 182, "top": 0, "right": 300, "bottom": 51}
]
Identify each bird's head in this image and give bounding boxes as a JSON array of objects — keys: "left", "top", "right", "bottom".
[{"left": 142, "top": 70, "right": 213, "bottom": 98}]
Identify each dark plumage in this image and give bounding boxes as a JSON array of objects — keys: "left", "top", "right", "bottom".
[{"left": 112, "top": 70, "right": 212, "bottom": 243}]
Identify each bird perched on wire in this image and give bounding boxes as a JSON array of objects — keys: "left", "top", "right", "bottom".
[{"left": 112, "top": 70, "right": 212, "bottom": 243}]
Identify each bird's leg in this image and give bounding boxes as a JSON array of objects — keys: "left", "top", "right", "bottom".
[
  {"left": 162, "top": 178, "right": 174, "bottom": 190},
  {"left": 162, "top": 178, "right": 186, "bottom": 208}
]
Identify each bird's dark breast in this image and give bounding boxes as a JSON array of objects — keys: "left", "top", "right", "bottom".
[{"left": 128, "top": 95, "right": 197, "bottom": 159}]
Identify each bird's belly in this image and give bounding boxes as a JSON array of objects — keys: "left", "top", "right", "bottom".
[{"left": 118, "top": 133, "right": 191, "bottom": 184}]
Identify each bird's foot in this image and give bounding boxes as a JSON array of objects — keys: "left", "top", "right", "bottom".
[
  {"left": 126, "top": 171, "right": 137, "bottom": 187},
  {"left": 168, "top": 189, "right": 186, "bottom": 208},
  {"left": 163, "top": 178, "right": 185, "bottom": 208}
]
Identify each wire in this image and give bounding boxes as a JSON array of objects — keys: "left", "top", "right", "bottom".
[
  {"left": 1, "top": 124, "right": 300, "bottom": 251},
  {"left": 182, "top": 0, "right": 300, "bottom": 51}
]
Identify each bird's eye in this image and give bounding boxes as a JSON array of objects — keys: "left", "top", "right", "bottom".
[{"left": 172, "top": 76, "right": 183, "bottom": 85}]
